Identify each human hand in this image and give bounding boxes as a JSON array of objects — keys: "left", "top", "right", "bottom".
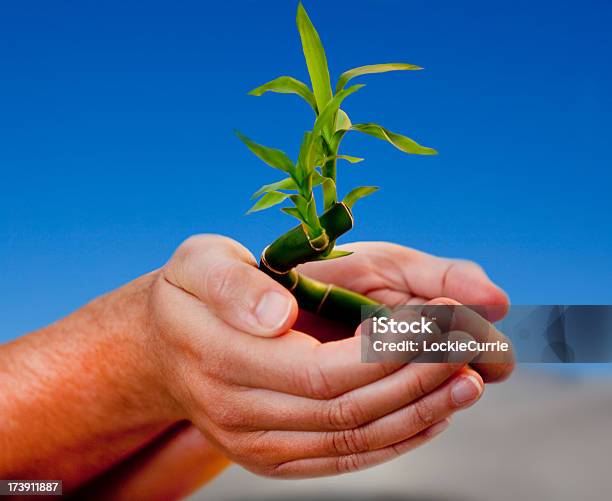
[
  {"left": 146, "top": 235, "right": 489, "bottom": 478},
  {"left": 295, "top": 241, "right": 514, "bottom": 382}
]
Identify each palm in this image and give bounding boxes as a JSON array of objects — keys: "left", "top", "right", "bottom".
[
  {"left": 299, "top": 241, "right": 508, "bottom": 309},
  {"left": 295, "top": 241, "right": 509, "bottom": 342}
]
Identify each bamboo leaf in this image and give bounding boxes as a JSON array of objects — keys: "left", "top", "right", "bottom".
[
  {"left": 248, "top": 76, "right": 317, "bottom": 112},
  {"left": 305, "top": 194, "right": 319, "bottom": 227},
  {"left": 247, "top": 191, "right": 290, "bottom": 214},
  {"left": 251, "top": 177, "right": 299, "bottom": 199},
  {"left": 297, "top": 131, "right": 313, "bottom": 180},
  {"left": 336, "top": 63, "right": 422, "bottom": 92},
  {"left": 335, "top": 109, "right": 352, "bottom": 132},
  {"left": 336, "top": 154, "right": 364, "bottom": 164},
  {"left": 343, "top": 186, "right": 379, "bottom": 209},
  {"left": 330, "top": 128, "right": 349, "bottom": 151},
  {"left": 312, "top": 84, "right": 364, "bottom": 141},
  {"left": 236, "top": 131, "right": 295, "bottom": 173},
  {"left": 311, "top": 249, "right": 354, "bottom": 261},
  {"left": 299, "top": 132, "right": 326, "bottom": 182},
  {"left": 351, "top": 123, "right": 437, "bottom": 155},
  {"left": 281, "top": 207, "right": 306, "bottom": 223},
  {"left": 290, "top": 194, "right": 320, "bottom": 234},
  {"left": 296, "top": 2, "right": 333, "bottom": 113},
  {"left": 314, "top": 153, "right": 364, "bottom": 166},
  {"left": 311, "top": 170, "right": 327, "bottom": 186},
  {"left": 290, "top": 194, "right": 310, "bottom": 221},
  {"left": 321, "top": 176, "right": 337, "bottom": 211}
]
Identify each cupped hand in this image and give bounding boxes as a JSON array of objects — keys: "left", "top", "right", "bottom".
[
  {"left": 295, "top": 241, "right": 514, "bottom": 382},
  {"left": 146, "top": 235, "right": 490, "bottom": 478}
]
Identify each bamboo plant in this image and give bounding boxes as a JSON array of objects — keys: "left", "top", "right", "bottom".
[{"left": 237, "top": 2, "right": 437, "bottom": 326}]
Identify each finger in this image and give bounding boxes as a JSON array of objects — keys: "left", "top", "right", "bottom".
[
  {"left": 224, "top": 348, "right": 477, "bottom": 432},
  {"left": 164, "top": 234, "right": 298, "bottom": 336},
  {"left": 299, "top": 242, "right": 510, "bottom": 322},
  {"left": 230, "top": 330, "right": 404, "bottom": 398},
  {"left": 263, "top": 418, "right": 451, "bottom": 478},
  {"left": 246, "top": 367, "right": 482, "bottom": 465},
  {"left": 158, "top": 286, "right": 404, "bottom": 399},
  {"left": 420, "top": 256, "right": 509, "bottom": 322},
  {"left": 427, "top": 298, "right": 515, "bottom": 382}
]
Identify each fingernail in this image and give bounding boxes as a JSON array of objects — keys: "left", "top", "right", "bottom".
[
  {"left": 451, "top": 376, "right": 482, "bottom": 405},
  {"left": 255, "top": 291, "right": 293, "bottom": 331},
  {"left": 427, "top": 418, "right": 451, "bottom": 437}
]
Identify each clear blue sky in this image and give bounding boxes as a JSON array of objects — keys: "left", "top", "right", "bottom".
[{"left": 1, "top": 0, "right": 611, "bottom": 342}]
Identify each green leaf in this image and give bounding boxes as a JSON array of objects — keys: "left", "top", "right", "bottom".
[
  {"left": 235, "top": 131, "right": 295, "bottom": 173},
  {"left": 251, "top": 177, "right": 298, "bottom": 199},
  {"left": 312, "top": 84, "right": 364, "bottom": 141},
  {"left": 313, "top": 153, "right": 364, "bottom": 167},
  {"left": 336, "top": 63, "right": 422, "bottom": 92},
  {"left": 246, "top": 191, "right": 290, "bottom": 214},
  {"left": 343, "top": 186, "right": 379, "bottom": 209},
  {"left": 290, "top": 194, "right": 311, "bottom": 221},
  {"left": 311, "top": 249, "right": 354, "bottom": 261},
  {"left": 297, "top": 132, "right": 325, "bottom": 185},
  {"left": 297, "top": 131, "right": 313, "bottom": 178},
  {"left": 335, "top": 109, "right": 352, "bottom": 132},
  {"left": 321, "top": 176, "right": 337, "bottom": 211},
  {"left": 330, "top": 127, "right": 349, "bottom": 151},
  {"left": 336, "top": 154, "right": 364, "bottom": 164},
  {"left": 351, "top": 123, "right": 437, "bottom": 155},
  {"left": 311, "top": 170, "right": 327, "bottom": 187},
  {"left": 281, "top": 207, "right": 306, "bottom": 224},
  {"left": 305, "top": 194, "right": 320, "bottom": 227},
  {"left": 248, "top": 76, "right": 317, "bottom": 113},
  {"left": 289, "top": 194, "right": 321, "bottom": 235},
  {"left": 296, "top": 2, "right": 333, "bottom": 114}
]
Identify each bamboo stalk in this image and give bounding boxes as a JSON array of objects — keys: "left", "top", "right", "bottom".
[{"left": 259, "top": 202, "right": 381, "bottom": 327}]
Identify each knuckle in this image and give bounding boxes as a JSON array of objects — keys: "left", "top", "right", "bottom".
[
  {"left": 174, "top": 234, "right": 240, "bottom": 267},
  {"left": 389, "top": 441, "right": 404, "bottom": 458},
  {"left": 326, "top": 394, "right": 366, "bottom": 429},
  {"left": 462, "top": 259, "right": 485, "bottom": 273},
  {"left": 335, "top": 453, "right": 362, "bottom": 474},
  {"left": 204, "top": 261, "right": 243, "bottom": 303},
  {"left": 240, "top": 431, "right": 271, "bottom": 457},
  {"left": 303, "top": 361, "right": 335, "bottom": 399},
  {"left": 165, "top": 235, "right": 210, "bottom": 284},
  {"left": 409, "top": 367, "right": 431, "bottom": 398},
  {"left": 329, "top": 427, "right": 369, "bottom": 456},
  {"left": 258, "top": 463, "right": 287, "bottom": 479},
  {"left": 176, "top": 234, "right": 212, "bottom": 261},
  {"left": 412, "top": 397, "right": 436, "bottom": 428},
  {"left": 228, "top": 432, "right": 273, "bottom": 468}
]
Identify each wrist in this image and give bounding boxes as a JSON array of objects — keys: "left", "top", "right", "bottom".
[
  {"left": 0, "top": 270, "right": 181, "bottom": 484},
  {"left": 85, "top": 270, "right": 184, "bottom": 423}
]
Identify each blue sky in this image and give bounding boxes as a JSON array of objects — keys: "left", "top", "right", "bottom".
[{"left": 1, "top": 0, "right": 611, "bottom": 342}]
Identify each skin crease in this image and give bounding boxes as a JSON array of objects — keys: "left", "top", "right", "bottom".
[{"left": 0, "top": 238, "right": 514, "bottom": 500}]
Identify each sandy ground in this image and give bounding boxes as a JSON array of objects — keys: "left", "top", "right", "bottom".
[{"left": 192, "top": 368, "right": 612, "bottom": 501}]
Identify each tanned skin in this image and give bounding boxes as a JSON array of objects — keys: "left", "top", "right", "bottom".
[{"left": 1, "top": 239, "right": 513, "bottom": 499}]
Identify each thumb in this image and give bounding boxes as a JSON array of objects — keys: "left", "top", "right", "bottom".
[{"left": 164, "top": 235, "right": 298, "bottom": 337}]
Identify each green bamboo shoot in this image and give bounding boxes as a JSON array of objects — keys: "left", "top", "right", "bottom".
[{"left": 238, "top": 2, "right": 437, "bottom": 326}]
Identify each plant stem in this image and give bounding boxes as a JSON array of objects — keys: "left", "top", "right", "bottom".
[
  {"left": 259, "top": 202, "right": 381, "bottom": 327},
  {"left": 322, "top": 156, "right": 337, "bottom": 184},
  {"left": 262, "top": 202, "right": 352, "bottom": 272}
]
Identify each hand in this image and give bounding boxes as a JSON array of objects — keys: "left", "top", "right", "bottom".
[
  {"left": 296, "top": 241, "right": 514, "bottom": 382},
  {"left": 146, "top": 235, "right": 490, "bottom": 478}
]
